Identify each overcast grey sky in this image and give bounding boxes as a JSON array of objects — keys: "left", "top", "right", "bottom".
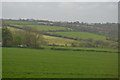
[{"left": 2, "top": 2, "right": 118, "bottom": 23}]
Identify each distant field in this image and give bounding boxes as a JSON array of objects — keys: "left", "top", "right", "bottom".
[
  {"left": 13, "top": 25, "right": 69, "bottom": 31},
  {"left": 43, "top": 35, "right": 78, "bottom": 45},
  {"left": 3, "top": 20, "right": 36, "bottom": 25},
  {"left": 3, "top": 48, "right": 118, "bottom": 78},
  {"left": 6, "top": 27, "right": 78, "bottom": 46},
  {"left": 48, "top": 32, "right": 106, "bottom": 40},
  {"left": 3, "top": 20, "right": 70, "bottom": 31}
]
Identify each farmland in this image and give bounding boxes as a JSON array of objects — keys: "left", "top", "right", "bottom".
[
  {"left": 13, "top": 25, "right": 69, "bottom": 31},
  {"left": 43, "top": 35, "right": 78, "bottom": 45},
  {"left": 2, "top": 47, "right": 118, "bottom": 78},
  {"left": 47, "top": 32, "right": 106, "bottom": 40},
  {"left": 2, "top": 20, "right": 37, "bottom": 25},
  {"left": 2, "top": 19, "right": 118, "bottom": 78}
]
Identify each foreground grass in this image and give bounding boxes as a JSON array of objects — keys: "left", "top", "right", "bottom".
[{"left": 2, "top": 47, "right": 118, "bottom": 78}]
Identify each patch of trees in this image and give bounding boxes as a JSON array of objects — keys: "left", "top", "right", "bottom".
[
  {"left": 2, "top": 26, "right": 47, "bottom": 48},
  {"left": 2, "top": 27, "right": 13, "bottom": 47},
  {"left": 71, "top": 39, "right": 118, "bottom": 49},
  {"left": 47, "top": 37, "right": 118, "bottom": 49}
]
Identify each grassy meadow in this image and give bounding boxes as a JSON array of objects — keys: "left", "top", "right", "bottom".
[
  {"left": 43, "top": 35, "right": 78, "bottom": 45},
  {"left": 2, "top": 47, "right": 118, "bottom": 78},
  {"left": 3, "top": 20, "right": 36, "bottom": 25},
  {"left": 48, "top": 32, "right": 106, "bottom": 40},
  {"left": 14, "top": 25, "right": 69, "bottom": 31}
]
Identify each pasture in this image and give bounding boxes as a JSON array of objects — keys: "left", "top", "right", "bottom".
[
  {"left": 2, "top": 47, "right": 118, "bottom": 78},
  {"left": 43, "top": 35, "right": 78, "bottom": 45},
  {"left": 48, "top": 32, "right": 106, "bottom": 40},
  {"left": 3, "top": 20, "right": 36, "bottom": 25},
  {"left": 12, "top": 25, "right": 69, "bottom": 31}
]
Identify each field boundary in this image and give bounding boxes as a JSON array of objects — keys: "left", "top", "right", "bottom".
[
  {"left": 3, "top": 46, "right": 118, "bottom": 53},
  {"left": 50, "top": 47, "right": 118, "bottom": 53},
  {"left": 2, "top": 72, "right": 117, "bottom": 77}
]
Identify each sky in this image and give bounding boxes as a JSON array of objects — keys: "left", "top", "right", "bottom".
[
  {"left": 2, "top": 2, "right": 118, "bottom": 23},
  {"left": 1, "top": 0, "right": 119, "bottom": 2}
]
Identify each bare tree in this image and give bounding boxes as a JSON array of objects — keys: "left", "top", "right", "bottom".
[{"left": 23, "top": 27, "right": 46, "bottom": 48}]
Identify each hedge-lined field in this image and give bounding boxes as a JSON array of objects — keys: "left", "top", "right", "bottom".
[
  {"left": 3, "top": 20, "right": 37, "bottom": 25},
  {"left": 3, "top": 20, "right": 70, "bottom": 31},
  {"left": 47, "top": 32, "right": 106, "bottom": 40},
  {"left": 12, "top": 25, "right": 69, "bottom": 31},
  {"left": 43, "top": 35, "right": 78, "bottom": 45},
  {"left": 3, "top": 47, "right": 118, "bottom": 78}
]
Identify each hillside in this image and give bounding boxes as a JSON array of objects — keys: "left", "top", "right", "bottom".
[
  {"left": 13, "top": 24, "right": 69, "bottom": 31},
  {"left": 2, "top": 19, "right": 118, "bottom": 49},
  {"left": 47, "top": 32, "right": 106, "bottom": 40}
]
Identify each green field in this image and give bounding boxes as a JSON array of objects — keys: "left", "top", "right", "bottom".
[
  {"left": 13, "top": 25, "right": 69, "bottom": 31},
  {"left": 3, "top": 47, "right": 118, "bottom": 78},
  {"left": 3, "top": 20, "right": 70, "bottom": 31},
  {"left": 3, "top": 20, "right": 36, "bottom": 25},
  {"left": 43, "top": 35, "right": 78, "bottom": 45},
  {"left": 48, "top": 32, "right": 106, "bottom": 40}
]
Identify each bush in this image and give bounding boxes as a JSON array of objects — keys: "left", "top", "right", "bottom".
[{"left": 2, "top": 27, "right": 13, "bottom": 47}]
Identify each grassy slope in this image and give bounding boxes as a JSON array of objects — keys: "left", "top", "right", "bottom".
[
  {"left": 3, "top": 20, "right": 36, "bottom": 25},
  {"left": 3, "top": 20, "right": 69, "bottom": 31},
  {"left": 43, "top": 35, "right": 78, "bottom": 45},
  {"left": 48, "top": 32, "right": 106, "bottom": 40},
  {"left": 13, "top": 25, "right": 68, "bottom": 31},
  {"left": 3, "top": 20, "right": 106, "bottom": 40},
  {"left": 3, "top": 48, "right": 118, "bottom": 78},
  {"left": 7, "top": 27, "right": 78, "bottom": 45}
]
